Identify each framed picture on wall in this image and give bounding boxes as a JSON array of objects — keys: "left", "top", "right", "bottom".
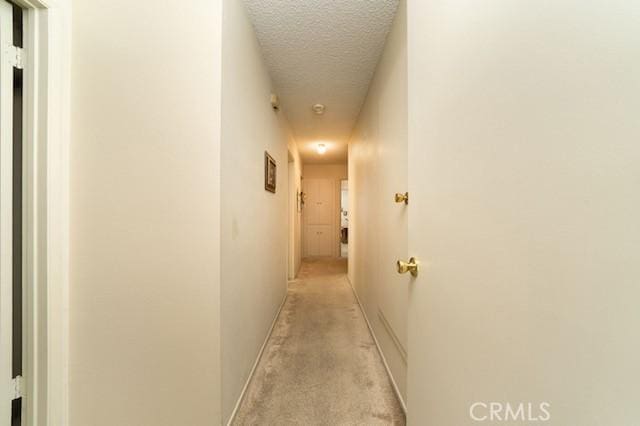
[{"left": 264, "top": 151, "right": 276, "bottom": 193}]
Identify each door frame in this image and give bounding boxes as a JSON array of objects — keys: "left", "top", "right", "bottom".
[
  {"left": 339, "top": 179, "right": 348, "bottom": 258},
  {"left": 287, "top": 151, "right": 295, "bottom": 279},
  {"left": 0, "top": 0, "right": 16, "bottom": 422},
  {"left": 5, "top": 1, "right": 70, "bottom": 425}
]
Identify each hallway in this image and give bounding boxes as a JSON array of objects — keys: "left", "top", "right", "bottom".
[
  {"left": 233, "top": 259, "right": 405, "bottom": 425},
  {"left": 2, "top": 0, "right": 639, "bottom": 424}
]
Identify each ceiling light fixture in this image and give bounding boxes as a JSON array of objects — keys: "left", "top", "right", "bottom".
[
  {"left": 312, "top": 104, "right": 325, "bottom": 115},
  {"left": 317, "top": 144, "right": 327, "bottom": 155}
]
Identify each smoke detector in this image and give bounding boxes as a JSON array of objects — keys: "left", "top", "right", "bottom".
[{"left": 312, "top": 104, "right": 325, "bottom": 115}]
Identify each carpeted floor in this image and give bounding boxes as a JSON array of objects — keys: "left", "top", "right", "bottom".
[{"left": 232, "top": 258, "right": 406, "bottom": 425}]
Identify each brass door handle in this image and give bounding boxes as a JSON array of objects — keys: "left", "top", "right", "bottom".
[
  {"left": 397, "top": 257, "right": 418, "bottom": 277},
  {"left": 395, "top": 192, "right": 409, "bottom": 204}
]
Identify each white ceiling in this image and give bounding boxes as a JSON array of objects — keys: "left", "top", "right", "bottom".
[{"left": 243, "top": 0, "right": 400, "bottom": 164}]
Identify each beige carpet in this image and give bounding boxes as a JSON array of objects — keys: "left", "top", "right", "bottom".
[{"left": 232, "top": 258, "right": 406, "bottom": 425}]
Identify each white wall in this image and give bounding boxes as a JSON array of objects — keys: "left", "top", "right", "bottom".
[
  {"left": 302, "top": 164, "right": 347, "bottom": 258},
  {"left": 407, "top": 1, "right": 640, "bottom": 424},
  {"left": 220, "top": 0, "right": 298, "bottom": 422},
  {"left": 69, "top": 1, "right": 222, "bottom": 425},
  {"left": 348, "top": 0, "right": 408, "bottom": 402}
]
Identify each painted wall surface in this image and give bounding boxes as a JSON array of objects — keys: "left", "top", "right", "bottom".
[
  {"left": 69, "top": 1, "right": 222, "bottom": 425},
  {"left": 220, "top": 0, "right": 297, "bottom": 422},
  {"left": 407, "top": 1, "right": 640, "bottom": 424},
  {"left": 348, "top": 0, "right": 408, "bottom": 402},
  {"left": 302, "top": 164, "right": 348, "bottom": 258}
]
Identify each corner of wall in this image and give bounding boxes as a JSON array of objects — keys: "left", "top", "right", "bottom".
[{"left": 219, "top": 0, "right": 296, "bottom": 421}]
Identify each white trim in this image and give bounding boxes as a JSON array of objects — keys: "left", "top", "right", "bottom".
[
  {"left": 0, "top": 1, "right": 16, "bottom": 421},
  {"left": 225, "top": 293, "right": 289, "bottom": 426},
  {"left": 13, "top": 0, "right": 50, "bottom": 8},
  {"left": 22, "top": 6, "right": 44, "bottom": 425},
  {"left": 11, "top": 1, "right": 70, "bottom": 425},
  {"left": 43, "top": 2, "right": 71, "bottom": 425},
  {"left": 346, "top": 275, "right": 408, "bottom": 414}
]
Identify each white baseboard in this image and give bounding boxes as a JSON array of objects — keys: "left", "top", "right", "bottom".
[
  {"left": 346, "top": 276, "right": 408, "bottom": 414},
  {"left": 225, "top": 292, "right": 288, "bottom": 426}
]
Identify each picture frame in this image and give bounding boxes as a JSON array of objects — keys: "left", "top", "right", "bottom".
[{"left": 264, "top": 151, "right": 276, "bottom": 193}]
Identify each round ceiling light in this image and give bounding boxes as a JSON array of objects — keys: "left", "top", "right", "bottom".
[
  {"left": 312, "top": 104, "right": 325, "bottom": 115},
  {"left": 317, "top": 144, "right": 327, "bottom": 154}
]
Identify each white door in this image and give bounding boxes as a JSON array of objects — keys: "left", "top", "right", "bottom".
[
  {"left": 306, "top": 225, "right": 332, "bottom": 257},
  {"left": 304, "top": 178, "right": 333, "bottom": 225},
  {"left": 304, "top": 178, "right": 334, "bottom": 256},
  {"left": 407, "top": 1, "right": 640, "bottom": 424}
]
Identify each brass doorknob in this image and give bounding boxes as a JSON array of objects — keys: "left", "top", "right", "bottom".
[
  {"left": 397, "top": 257, "right": 418, "bottom": 277},
  {"left": 394, "top": 192, "right": 409, "bottom": 204}
]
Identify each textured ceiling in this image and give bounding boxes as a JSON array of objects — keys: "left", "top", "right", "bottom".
[{"left": 243, "top": 0, "right": 400, "bottom": 164}]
